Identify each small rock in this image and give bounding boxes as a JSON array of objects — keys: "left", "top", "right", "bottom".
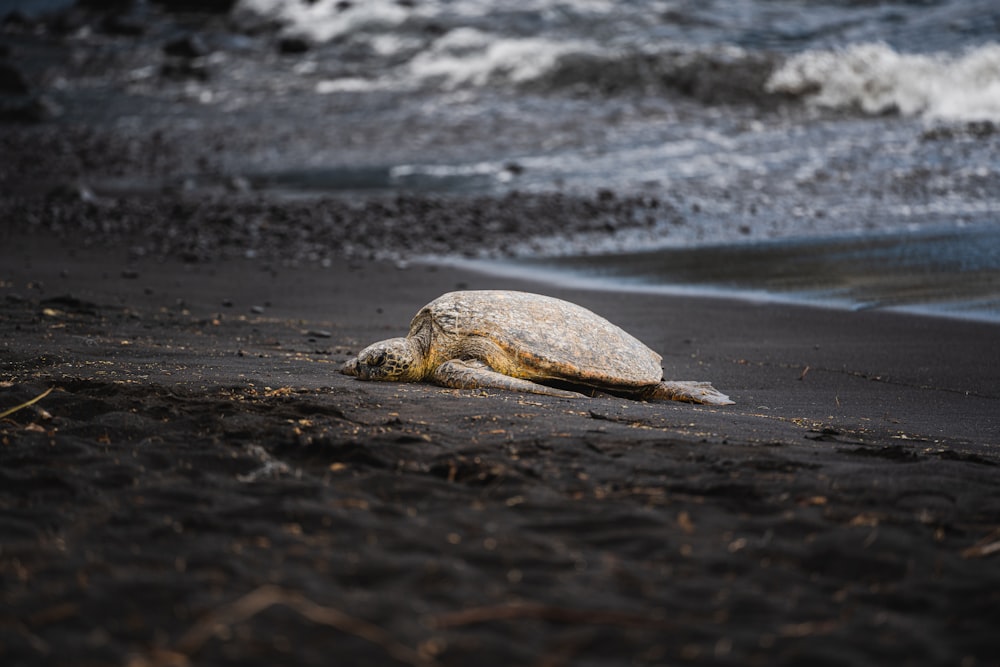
[
  {"left": 1, "top": 95, "right": 64, "bottom": 123},
  {"left": 226, "top": 175, "right": 251, "bottom": 193},
  {"left": 160, "top": 59, "right": 210, "bottom": 81},
  {"left": 150, "top": 0, "right": 238, "bottom": 13},
  {"left": 278, "top": 36, "right": 310, "bottom": 54},
  {"left": 966, "top": 120, "right": 997, "bottom": 138},
  {"left": 250, "top": 305, "right": 264, "bottom": 314},
  {"left": 503, "top": 161, "right": 524, "bottom": 175},
  {"left": 221, "top": 299, "right": 234, "bottom": 307},
  {"left": 0, "top": 62, "right": 30, "bottom": 94},
  {"left": 164, "top": 34, "right": 211, "bottom": 58},
  {"left": 102, "top": 15, "right": 147, "bottom": 37},
  {"left": 1, "top": 11, "right": 31, "bottom": 28},
  {"left": 46, "top": 8, "right": 90, "bottom": 36},
  {"left": 47, "top": 182, "right": 96, "bottom": 202},
  {"left": 306, "top": 329, "right": 332, "bottom": 338}
]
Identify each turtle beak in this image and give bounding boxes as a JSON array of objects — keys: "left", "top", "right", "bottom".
[{"left": 342, "top": 358, "right": 359, "bottom": 376}]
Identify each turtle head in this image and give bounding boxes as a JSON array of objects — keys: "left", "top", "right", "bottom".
[{"left": 342, "top": 337, "right": 422, "bottom": 382}]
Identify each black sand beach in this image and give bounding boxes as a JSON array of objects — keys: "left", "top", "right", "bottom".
[
  {"left": 3, "top": 3, "right": 1000, "bottom": 666},
  {"left": 3, "top": 233, "right": 999, "bottom": 667}
]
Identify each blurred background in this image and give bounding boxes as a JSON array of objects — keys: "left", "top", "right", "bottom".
[{"left": 2, "top": 0, "right": 999, "bottom": 319}]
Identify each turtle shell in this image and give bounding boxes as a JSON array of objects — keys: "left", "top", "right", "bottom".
[{"left": 412, "top": 290, "right": 663, "bottom": 389}]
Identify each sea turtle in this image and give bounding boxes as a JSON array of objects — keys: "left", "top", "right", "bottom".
[{"left": 342, "top": 290, "right": 733, "bottom": 405}]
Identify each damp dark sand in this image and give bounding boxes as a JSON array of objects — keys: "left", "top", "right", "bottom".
[{"left": 2, "top": 232, "right": 999, "bottom": 667}]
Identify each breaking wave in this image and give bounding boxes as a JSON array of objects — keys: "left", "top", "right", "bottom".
[
  {"left": 237, "top": 0, "right": 412, "bottom": 43},
  {"left": 767, "top": 42, "right": 1000, "bottom": 121},
  {"left": 406, "top": 28, "right": 591, "bottom": 89},
  {"left": 235, "top": 0, "right": 776, "bottom": 103},
  {"left": 238, "top": 0, "right": 1000, "bottom": 120}
]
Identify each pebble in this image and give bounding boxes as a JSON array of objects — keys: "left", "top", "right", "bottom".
[
  {"left": 0, "top": 62, "right": 30, "bottom": 94},
  {"left": 164, "top": 34, "right": 211, "bottom": 59},
  {"left": 278, "top": 37, "right": 310, "bottom": 54},
  {"left": 2, "top": 95, "right": 62, "bottom": 123},
  {"left": 101, "top": 15, "right": 146, "bottom": 37}
]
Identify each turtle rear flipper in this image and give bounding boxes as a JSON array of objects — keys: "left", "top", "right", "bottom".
[
  {"left": 432, "top": 359, "right": 584, "bottom": 398},
  {"left": 644, "top": 381, "right": 734, "bottom": 405}
]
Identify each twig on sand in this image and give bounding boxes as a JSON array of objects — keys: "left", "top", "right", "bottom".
[
  {"left": 428, "top": 601, "right": 674, "bottom": 631},
  {"left": 962, "top": 528, "right": 1000, "bottom": 559},
  {"left": 0, "top": 386, "right": 54, "bottom": 419},
  {"left": 130, "top": 585, "right": 441, "bottom": 667}
]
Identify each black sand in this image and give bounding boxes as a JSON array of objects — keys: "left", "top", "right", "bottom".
[
  {"left": 2, "top": 5, "right": 1000, "bottom": 666},
  {"left": 2, "top": 234, "right": 999, "bottom": 667}
]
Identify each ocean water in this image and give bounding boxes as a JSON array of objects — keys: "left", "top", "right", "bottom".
[
  {"left": 454, "top": 223, "right": 1000, "bottom": 322},
  {"left": 11, "top": 0, "right": 997, "bottom": 319},
  {"left": 228, "top": 1, "right": 1000, "bottom": 321}
]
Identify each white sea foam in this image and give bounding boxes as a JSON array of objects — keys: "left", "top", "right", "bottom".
[
  {"left": 767, "top": 42, "right": 1000, "bottom": 121},
  {"left": 407, "top": 28, "right": 591, "bottom": 88},
  {"left": 237, "top": 0, "right": 611, "bottom": 43},
  {"left": 315, "top": 78, "right": 384, "bottom": 94},
  {"left": 238, "top": 0, "right": 411, "bottom": 42}
]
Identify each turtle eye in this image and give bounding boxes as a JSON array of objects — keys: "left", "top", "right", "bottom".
[{"left": 369, "top": 351, "right": 387, "bottom": 367}]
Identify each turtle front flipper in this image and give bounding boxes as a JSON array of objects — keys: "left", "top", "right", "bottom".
[
  {"left": 643, "top": 381, "right": 734, "bottom": 405},
  {"left": 432, "top": 359, "right": 584, "bottom": 398}
]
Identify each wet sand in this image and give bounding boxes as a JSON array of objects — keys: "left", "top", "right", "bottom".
[
  {"left": 2, "top": 233, "right": 999, "bottom": 667},
  {"left": 499, "top": 223, "right": 1000, "bottom": 323}
]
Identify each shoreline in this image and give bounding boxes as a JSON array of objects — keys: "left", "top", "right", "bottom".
[
  {"left": 444, "top": 220, "right": 1000, "bottom": 326},
  {"left": 438, "top": 255, "right": 1000, "bottom": 326}
]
